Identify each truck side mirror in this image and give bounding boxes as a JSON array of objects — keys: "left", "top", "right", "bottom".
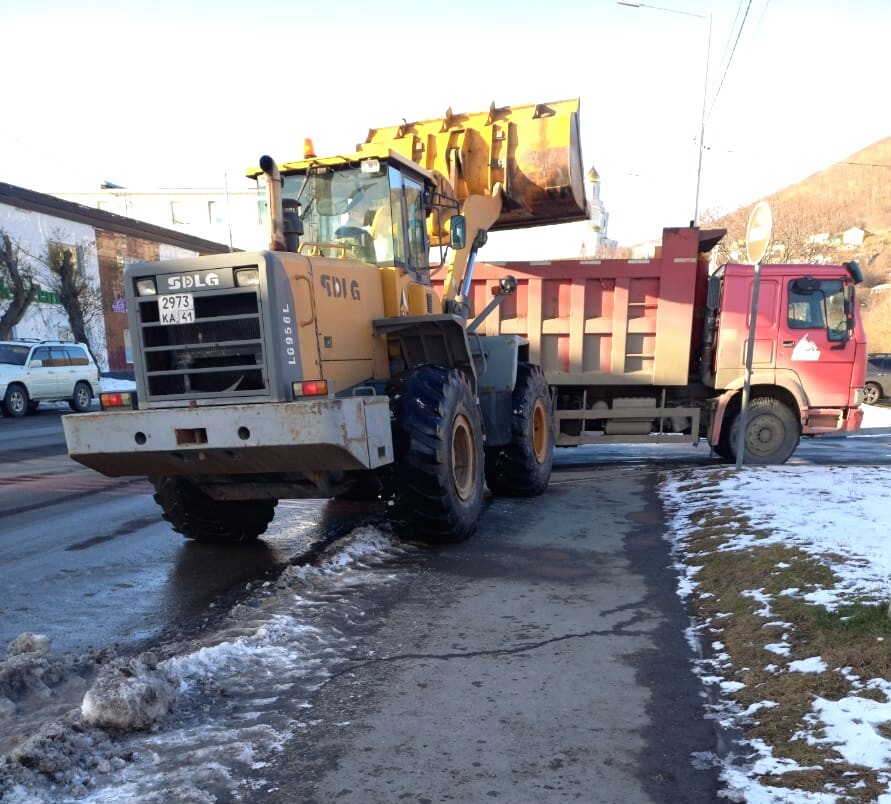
[{"left": 450, "top": 215, "right": 467, "bottom": 251}]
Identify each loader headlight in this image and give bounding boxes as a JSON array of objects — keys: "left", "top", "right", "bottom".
[
  {"left": 135, "top": 278, "right": 157, "bottom": 296},
  {"left": 235, "top": 268, "right": 260, "bottom": 287}
]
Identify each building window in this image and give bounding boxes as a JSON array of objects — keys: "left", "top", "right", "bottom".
[
  {"left": 208, "top": 200, "right": 227, "bottom": 225},
  {"left": 171, "top": 201, "right": 192, "bottom": 225}
]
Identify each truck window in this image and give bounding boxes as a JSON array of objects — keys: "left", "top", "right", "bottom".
[{"left": 787, "top": 279, "right": 846, "bottom": 341}]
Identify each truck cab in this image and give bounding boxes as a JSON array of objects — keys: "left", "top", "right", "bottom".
[{"left": 709, "top": 260, "right": 866, "bottom": 453}]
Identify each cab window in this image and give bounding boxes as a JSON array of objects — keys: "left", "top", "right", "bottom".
[
  {"left": 403, "top": 176, "right": 428, "bottom": 274},
  {"left": 787, "top": 279, "right": 846, "bottom": 341}
]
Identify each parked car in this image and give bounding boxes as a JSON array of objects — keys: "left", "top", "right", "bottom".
[
  {"left": 0, "top": 340, "right": 100, "bottom": 417},
  {"left": 864, "top": 353, "right": 891, "bottom": 405}
]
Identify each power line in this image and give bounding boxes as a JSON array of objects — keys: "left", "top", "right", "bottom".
[
  {"left": 707, "top": 0, "right": 755, "bottom": 122},
  {"left": 713, "top": 0, "right": 746, "bottom": 87}
]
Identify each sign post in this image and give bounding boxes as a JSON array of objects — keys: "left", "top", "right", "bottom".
[{"left": 735, "top": 201, "right": 773, "bottom": 468}]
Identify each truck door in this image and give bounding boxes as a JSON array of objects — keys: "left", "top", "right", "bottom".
[{"left": 778, "top": 277, "right": 854, "bottom": 407}]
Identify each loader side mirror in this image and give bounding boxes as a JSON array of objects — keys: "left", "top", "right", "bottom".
[{"left": 450, "top": 215, "right": 466, "bottom": 251}]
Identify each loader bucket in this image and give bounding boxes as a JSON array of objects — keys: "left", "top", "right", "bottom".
[{"left": 360, "top": 99, "right": 588, "bottom": 231}]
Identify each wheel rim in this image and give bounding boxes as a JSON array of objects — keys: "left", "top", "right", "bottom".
[
  {"left": 532, "top": 398, "right": 548, "bottom": 463},
  {"left": 864, "top": 384, "right": 879, "bottom": 405},
  {"left": 451, "top": 413, "right": 476, "bottom": 501},
  {"left": 76, "top": 385, "right": 90, "bottom": 407},
  {"left": 8, "top": 390, "right": 25, "bottom": 414},
  {"left": 745, "top": 413, "right": 784, "bottom": 458}
]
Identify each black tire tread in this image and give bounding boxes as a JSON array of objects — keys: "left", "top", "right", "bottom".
[
  {"left": 485, "top": 363, "right": 554, "bottom": 497},
  {"left": 3, "top": 384, "right": 30, "bottom": 418},
  {"left": 152, "top": 476, "right": 277, "bottom": 544},
  {"left": 389, "top": 365, "right": 484, "bottom": 544},
  {"left": 69, "top": 381, "right": 92, "bottom": 412},
  {"left": 721, "top": 396, "right": 799, "bottom": 465}
]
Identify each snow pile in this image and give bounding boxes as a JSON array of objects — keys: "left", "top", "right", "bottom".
[
  {"left": 81, "top": 653, "right": 177, "bottom": 731},
  {"left": 860, "top": 403, "right": 891, "bottom": 429},
  {"left": 0, "top": 524, "right": 407, "bottom": 803}
]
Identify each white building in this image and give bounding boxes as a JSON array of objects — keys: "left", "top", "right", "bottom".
[
  {"left": 52, "top": 183, "right": 269, "bottom": 252},
  {"left": 0, "top": 183, "right": 229, "bottom": 371},
  {"left": 53, "top": 168, "right": 617, "bottom": 262}
]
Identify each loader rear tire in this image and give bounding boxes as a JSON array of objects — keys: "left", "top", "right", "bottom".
[
  {"left": 151, "top": 476, "right": 277, "bottom": 544},
  {"left": 485, "top": 363, "right": 554, "bottom": 496},
  {"left": 388, "top": 365, "right": 484, "bottom": 544}
]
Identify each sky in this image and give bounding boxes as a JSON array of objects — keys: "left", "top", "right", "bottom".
[{"left": 1, "top": 0, "right": 890, "bottom": 248}]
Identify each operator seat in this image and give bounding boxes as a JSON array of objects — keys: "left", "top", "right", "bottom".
[{"left": 334, "top": 226, "right": 376, "bottom": 264}]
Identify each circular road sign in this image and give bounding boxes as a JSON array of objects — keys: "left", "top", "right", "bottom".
[{"left": 745, "top": 201, "right": 773, "bottom": 265}]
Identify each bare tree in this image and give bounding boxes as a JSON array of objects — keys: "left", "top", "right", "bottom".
[
  {"left": 45, "top": 241, "right": 103, "bottom": 364},
  {"left": 0, "top": 232, "right": 38, "bottom": 340}
]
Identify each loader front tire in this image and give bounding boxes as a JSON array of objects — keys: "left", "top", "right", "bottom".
[
  {"left": 485, "top": 363, "right": 554, "bottom": 496},
  {"left": 388, "top": 365, "right": 484, "bottom": 544},
  {"left": 151, "top": 476, "right": 277, "bottom": 544}
]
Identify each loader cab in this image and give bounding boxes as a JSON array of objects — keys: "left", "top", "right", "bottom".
[{"left": 280, "top": 155, "right": 434, "bottom": 284}]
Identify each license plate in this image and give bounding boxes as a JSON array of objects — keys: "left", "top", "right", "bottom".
[{"left": 158, "top": 293, "right": 195, "bottom": 324}]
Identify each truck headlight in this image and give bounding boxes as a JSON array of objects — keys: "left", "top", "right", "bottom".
[
  {"left": 135, "top": 278, "right": 157, "bottom": 296},
  {"left": 853, "top": 388, "right": 865, "bottom": 405},
  {"left": 235, "top": 268, "right": 260, "bottom": 287}
]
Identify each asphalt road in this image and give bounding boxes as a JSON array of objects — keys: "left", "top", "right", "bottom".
[
  {"left": 1, "top": 409, "right": 890, "bottom": 802},
  {"left": 1, "top": 407, "right": 890, "bottom": 658},
  {"left": 0, "top": 408, "right": 380, "bottom": 655}
]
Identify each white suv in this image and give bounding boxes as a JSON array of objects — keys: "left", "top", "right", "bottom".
[{"left": 0, "top": 340, "right": 101, "bottom": 417}]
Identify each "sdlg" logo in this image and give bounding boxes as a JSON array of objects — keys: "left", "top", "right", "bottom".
[{"left": 320, "top": 275, "right": 361, "bottom": 301}]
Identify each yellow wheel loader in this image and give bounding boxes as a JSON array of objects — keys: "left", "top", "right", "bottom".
[{"left": 63, "top": 99, "right": 587, "bottom": 544}]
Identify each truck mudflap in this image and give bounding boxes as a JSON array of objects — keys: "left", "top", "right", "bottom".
[{"left": 62, "top": 397, "right": 394, "bottom": 478}]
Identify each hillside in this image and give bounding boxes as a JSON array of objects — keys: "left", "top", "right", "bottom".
[
  {"left": 771, "top": 136, "right": 891, "bottom": 232},
  {"left": 703, "top": 137, "right": 891, "bottom": 350}
]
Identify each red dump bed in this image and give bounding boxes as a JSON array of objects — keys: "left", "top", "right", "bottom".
[{"left": 437, "top": 227, "right": 721, "bottom": 387}]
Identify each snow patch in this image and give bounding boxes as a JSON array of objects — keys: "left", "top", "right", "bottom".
[{"left": 787, "top": 656, "right": 827, "bottom": 674}]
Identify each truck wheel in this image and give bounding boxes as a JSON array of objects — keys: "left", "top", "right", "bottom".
[
  {"left": 3, "top": 384, "right": 30, "bottom": 418},
  {"left": 151, "top": 476, "right": 277, "bottom": 544},
  {"left": 863, "top": 382, "right": 881, "bottom": 405},
  {"left": 69, "top": 381, "right": 93, "bottom": 412},
  {"left": 726, "top": 396, "right": 800, "bottom": 465},
  {"left": 485, "top": 363, "right": 554, "bottom": 496},
  {"left": 389, "top": 365, "right": 484, "bottom": 543}
]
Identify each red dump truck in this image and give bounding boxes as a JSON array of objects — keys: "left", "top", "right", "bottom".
[{"left": 447, "top": 225, "right": 867, "bottom": 463}]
